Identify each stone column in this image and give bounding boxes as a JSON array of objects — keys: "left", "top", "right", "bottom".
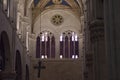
[
  {"left": 89, "top": 20, "right": 107, "bottom": 80},
  {"left": 84, "top": 26, "right": 93, "bottom": 80},
  {"left": 55, "top": 33, "right": 60, "bottom": 59},
  {"left": 9, "top": 0, "right": 14, "bottom": 22},
  {"left": 104, "top": 0, "right": 120, "bottom": 80}
]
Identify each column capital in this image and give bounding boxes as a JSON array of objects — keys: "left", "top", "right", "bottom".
[{"left": 89, "top": 19, "right": 104, "bottom": 42}]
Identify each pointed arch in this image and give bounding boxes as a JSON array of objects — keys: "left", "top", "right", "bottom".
[
  {"left": 15, "top": 50, "right": 22, "bottom": 80},
  {"left": 0, "top": 31, "right": 10, "bottom": 71}
]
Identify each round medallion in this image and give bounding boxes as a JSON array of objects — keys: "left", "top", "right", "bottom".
[
  {"left": 52, "top": 0, "right": 62, "bottom": 4},
  {"left": 51, "top": 14, "right": 64, "bottom": 26}
]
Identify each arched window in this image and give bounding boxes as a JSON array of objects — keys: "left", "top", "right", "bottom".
[
  {"left": 36, "top": 36, "right": 40, "bottom": 58},
  {"left": 36, "top": 31, "right": 55, "bottom": 59},
  {"left": 60, "top": 31, "right": 79, "bottom": 59},
  {"left": 0, "top": 38, "right": 5, "bottom": 71},
  {"left": 0, "top": 31, "right": 10, "bottom": 71}
]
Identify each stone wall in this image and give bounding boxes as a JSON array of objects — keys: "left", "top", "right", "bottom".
[{"left": 30, "top": 59, "right": 83, "bottom": 80}]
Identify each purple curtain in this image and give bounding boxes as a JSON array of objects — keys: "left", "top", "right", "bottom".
[
  {"left": 36, "top": 36, "right": 40, "bottom": 58},
  {"left": 46, "top": 36, "right": 50, "bottom": 58},
  {"left": 65, "top": 36, "right": 69, "bottom": 58},
  {"left": 51, "top": 36, "right": 55, "bottom": 58}
]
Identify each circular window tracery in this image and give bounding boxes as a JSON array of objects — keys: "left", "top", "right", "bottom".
[{"left": 51, "top": 14, "right": 64, "bottom": 26}]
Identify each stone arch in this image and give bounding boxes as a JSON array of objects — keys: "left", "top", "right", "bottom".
[
  {"left": 15, "top": 50, "right": 22, "bottom": 80},
  {"left": 0, "top": 31, "right": 11, "bottom": 71},
  {"left": 25, "top": 64, "right": 29, "bottom": 80}
]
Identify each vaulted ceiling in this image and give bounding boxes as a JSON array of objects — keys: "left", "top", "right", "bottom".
[{"left": 31, "top": 0, "right": 84, "bottom": 23}]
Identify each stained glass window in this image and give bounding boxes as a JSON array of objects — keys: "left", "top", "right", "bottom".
[
  {"left": 36, "top": 36, "right": 40, "bottom": 58},
  {"left": 36, "top": 31, "right": 55, "bottom": 59},
  {"left": 59, "top": 31, "right": 79, "bottom": 59}
]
